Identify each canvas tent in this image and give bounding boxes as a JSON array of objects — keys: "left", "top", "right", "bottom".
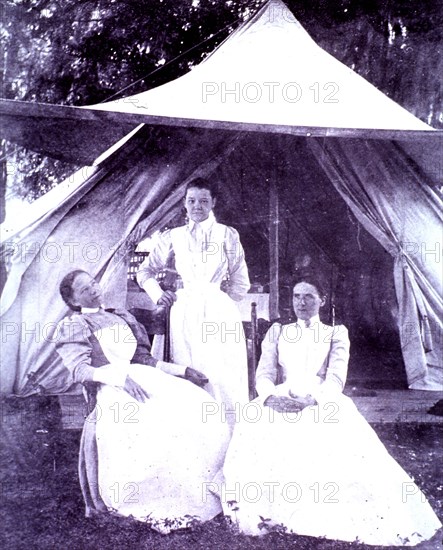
[{"left": 0, "top": 0, "right": 442, "bottom": 396}]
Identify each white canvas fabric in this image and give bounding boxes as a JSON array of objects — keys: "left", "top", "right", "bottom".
[{"left": 90, "top": 0, "right": 432, "bottom": 131}]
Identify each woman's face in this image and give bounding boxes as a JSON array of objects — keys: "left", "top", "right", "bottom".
[
  {"left": 71, "top": 272, "right": 103, "bottom": 309},
  {"left": 184, "top": 187, "right": 215, "bottom": 223},
  {"left": 292, "top": 281, "right": 325, "bottom": 321}
]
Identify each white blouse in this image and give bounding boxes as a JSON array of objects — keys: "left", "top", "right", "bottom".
[
  {"left": 137, "top": 212, "right": 250, "bottom": 303},
  {"left": 256, "top": 315, "right": 350, "bottom": 403}
]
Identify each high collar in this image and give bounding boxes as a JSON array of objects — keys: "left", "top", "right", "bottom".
[
  {"left": 296, "top": 314, "right": 320, "bottom": 327},
  {"left": 81, "top": 306, "right": 102, "bottom": 314},
  {"left": 187, "top": 210, "right": 216, "bottom": 233}
]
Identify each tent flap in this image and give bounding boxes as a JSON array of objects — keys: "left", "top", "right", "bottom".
[{"left": 309, "top": 137, "right": 442, "bottom": 389}]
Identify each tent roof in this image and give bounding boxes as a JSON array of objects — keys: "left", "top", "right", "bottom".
[
  {"left": 90, "top": 0, "right": 433, "bottom": 132},
  {"left": 0, "top": 100, "right": 138, "bottom": 165},
  {"left": 0, "top": 0, "right": 440, "bottom": 166}
]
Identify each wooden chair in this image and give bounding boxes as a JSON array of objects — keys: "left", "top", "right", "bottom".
[{"left": 246, "top": 302, "right": 273, "bottom": 400}]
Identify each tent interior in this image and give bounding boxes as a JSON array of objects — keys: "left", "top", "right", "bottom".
[
  {"left": 1, "top": 0, "right": 441, "bottom": 398},
  {"left": 133, "top": 130, "right": 407, "bottom": 387}
]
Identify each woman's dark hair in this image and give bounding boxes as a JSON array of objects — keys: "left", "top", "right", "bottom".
[
  {"left": 59, "top": 269, "right": 88, "bottom": 311},
  {"left": 292, "top": 274, "right": 326, "bottom": 298},
  {"left": 185, "top": 177, "right": 218, "bottom": 201}
]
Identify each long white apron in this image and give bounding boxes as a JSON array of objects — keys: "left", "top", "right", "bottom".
[
  {"left": 92, "top": 325, "right": 230, "bottom": 533},
  {"left": 168, "top": 225, "right": 249, "bottom": 420}
]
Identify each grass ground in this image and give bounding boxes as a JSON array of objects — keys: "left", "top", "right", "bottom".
[{"left": 1, "top": 397, "right": 442, "bottom": 550}]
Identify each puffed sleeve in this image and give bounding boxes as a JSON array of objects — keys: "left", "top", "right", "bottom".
[
  {"left": 255, "top": 323, "right": 282, "bottom": 400},
  {"left": 55, "top": 315, "right": 127, "bottom": 387},
  {"left": 311, "top": 324, "right": 350, "bottom": 403},
  {"left": 136, "top": 230, "right": 173, "bottom": 304},
  {"left": 224, "top": 226, "right": 250, "bottom": 301}
]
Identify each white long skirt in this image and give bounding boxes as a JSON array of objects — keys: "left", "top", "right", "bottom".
[
  {"left": 169, "top": 285, "right": 249, "bottom": 421},
  {"left": 222, "top": 392, "right": 441, "bottom": 546},
  {"left": 84, "top": 366, "right": 230, "bottom": 533}
]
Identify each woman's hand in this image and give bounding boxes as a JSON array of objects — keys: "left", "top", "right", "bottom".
[
  {"left": 288, "top": 392, "right": 317, "bottom": 409},
  {"left": 184, "top": 367, "right": 209, "bottom": 387},
  {"left": 157, "top": 290, "right": 177, "bottom": 307},
  {"left": 123, "top": 375, "right": 150, "bottom": 402},
  {"left": 220, "top": 279, "right": 229, "bottom": 293},
  {"left": 264, "top": 395, "right": 314, "bottom": 413}
]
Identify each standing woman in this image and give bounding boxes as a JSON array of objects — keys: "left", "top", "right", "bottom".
[{"left": 137, "top": 178, "right": 250, "bottom": 423}]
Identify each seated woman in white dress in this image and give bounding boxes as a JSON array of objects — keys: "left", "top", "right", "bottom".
[
  {"left": 222, "top": 277, "right": 442, "bottom": 546},
  {"left": 56, "top": 269, "right": 230, "bottom": 533}
]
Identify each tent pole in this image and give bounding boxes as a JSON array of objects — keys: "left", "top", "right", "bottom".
[{"left": 269, "top": 172, "right": 280, "bottom": 321}]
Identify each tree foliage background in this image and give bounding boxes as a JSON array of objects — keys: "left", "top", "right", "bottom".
[{"left": 1, "top": 0, "right": 441, "bottom": 210}]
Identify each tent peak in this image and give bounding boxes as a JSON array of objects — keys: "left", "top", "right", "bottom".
[{"left": 89, "top": 0, "right": 432, "bottom": 133}]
